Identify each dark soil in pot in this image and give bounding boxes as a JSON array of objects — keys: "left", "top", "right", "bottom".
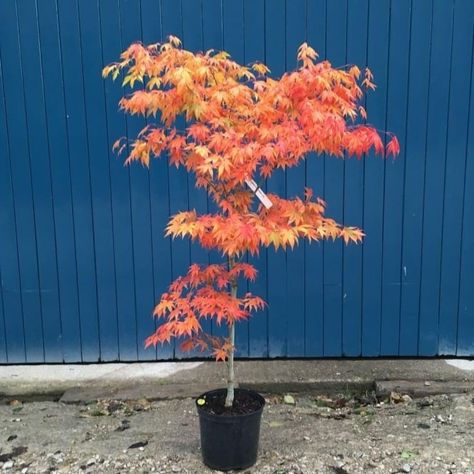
[{"left": 196, "top": 388, "right": 265, "bottom": 471}]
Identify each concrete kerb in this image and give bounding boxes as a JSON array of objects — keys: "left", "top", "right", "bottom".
[{"left": 0, "top": 359, "right": 473, "bottom": 404}]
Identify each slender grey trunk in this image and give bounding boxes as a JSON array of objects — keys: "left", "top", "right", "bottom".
[{"left": 224, "top": 258, "right": 237, "bottom": 408}]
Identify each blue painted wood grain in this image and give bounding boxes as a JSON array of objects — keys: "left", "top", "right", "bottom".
[
  {"left": 439, "top": 0, "right": 473, "bottom": 356},
  {"left": 222, "top": 0, "right": 249, "bottom": 357},
  {"left": 201, "top": 0, "right": 226, "bottom": 355},
  {"left": 161, "top": 0, "right": 191, "bottom": 359},
  {"left": 36, "top": 0, "right": 82, "bottom": 362},
  {"left": 343, "top": 0, "right": 369, "bottom": 357},
  {"left": 323, "top": 0, "right": 347, "bottom": 357},
  {"left": 285, "top": 0, "right": 307, "bottom": 357},
  {"left": 181, "top": 0, "right": 218, "bottom": 359},
  {"left": 362, "top": 0, "right": 391, "bottom": 356},
  {"left": 244, "top": 0, "right": 268, "bottom": 358},
  {"left": 457, "top": 28, "right": 474, "bottom": 356},
  {"left": 77, "top": 0, "right": 120, "bottom": 361},
  {"left": 16, "top": 0, "right": 63, "bottom": 362},
  {"left": 0, "top": 0, "right": 472, "bottom": 361},
  {"left": 0, "top": 265, "right": 6, "bottom": 362},
  {"left": 0, "top": 43, "right": 25, "bottom": 363},
  {"left": 399, "top": 0, "right": 432, "bottom": 356},
  {"left": 1, "top": 1, "right": 44, "bottom": 362},
  {"left": 380, "top": 0, "right": 410, "bottom": 356},
  {"left": 418, "top": 0, "right": 454, "bottom": 356},
  {"left": 265, "top": 0, "right": 288, "bottom": 357},
  {"left": 100, "top": 0, "right": 139, "bottom": 361},
  {"left": 305, "top": 0, "right": 326, "bottom": 357},
  {"left": 57, "top": 0, "right": 101, "bottom": 361},
  {"left": 141, "top": 0, "right": 173, "bottom": 361},
  {"left": 120, "top": 0, "right": 157, "bottom": 361}
]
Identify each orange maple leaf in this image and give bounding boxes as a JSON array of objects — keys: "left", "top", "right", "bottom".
[{"left": 104, "top": 36, "right": 399, "bottom": 361}]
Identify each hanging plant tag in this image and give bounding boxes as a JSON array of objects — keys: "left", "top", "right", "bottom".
[{"left": 245, "top": 179, "right": 273, "bottom": 209}]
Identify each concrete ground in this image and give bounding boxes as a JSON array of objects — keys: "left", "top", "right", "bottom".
[
  {"left": 0, "top": 359, "right": 473, "bottom": 403},
  {"left": 0, "top": 360, "right": 473, "bottom": 473},
  {"left": 1, "top": 389, "right": 474, "bottom": 473}
]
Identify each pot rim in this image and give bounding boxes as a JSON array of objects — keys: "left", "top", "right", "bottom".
[{"left": 195, "top": 387, "right": 265, "bottom": 418}]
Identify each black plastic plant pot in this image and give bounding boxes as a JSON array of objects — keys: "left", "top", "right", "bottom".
[{"left": 195, "top": 388, "right": 265, "bottom": 471}]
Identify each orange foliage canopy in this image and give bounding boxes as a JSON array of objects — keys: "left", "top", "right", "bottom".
[
  {"left": 145, "top": 263, "right": 265, "bottom": 360},
  {"left": 103, "top": 36, "right": 399, "bottom": 359}
]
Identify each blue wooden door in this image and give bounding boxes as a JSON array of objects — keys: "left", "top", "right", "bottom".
[{"left": 0, "top": 0, "right": 473, "bottom": 362}]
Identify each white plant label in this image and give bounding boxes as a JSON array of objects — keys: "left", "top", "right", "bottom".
[{"left": 245, "top": 179, "right": 273, "bottom": 209}]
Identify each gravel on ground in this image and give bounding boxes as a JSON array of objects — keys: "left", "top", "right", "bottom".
[{"left": 0, "top": 390, "right": 473, "bottom": 473}]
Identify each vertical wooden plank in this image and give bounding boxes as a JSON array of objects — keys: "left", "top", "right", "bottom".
[
  {"left": 285, "top": 0, "right": 306, "bottom": 356},
  {"left": 323, "top": 0, "right": 347, "bottom": 356},
  {"left": 181, "top": 0, "right": 215, "bottom": 358},
  {"left": 77, "top": 0, "right": 120, "bottom": 361},
  {"left": 201, "top": 0, "right": 228, "bottom": 353},
  {"left": 343, "top": 0, "right": 369, "bottom": 357},
  {"left": 161, "top": 0, "right": 190, "bottom": 358},
  {"left": 202, "top": 1, "right": 223, "bottom": 63},
  {"left": 16, "top": 0, "right": 64, "bottom": 362},
  {"left": 243, "top": 0, "right": 268, "bottom": 358},
  {"left": 305, "top": 0, "right": 326, "bottom": 357},
  {"left": 221, "top": 0, "right": 249, "bottom": 356},
  {"left": 141, "top": 0, "right": 173, "bottom": 360},
  {"left": 457, "top": 25, "right": 474, "bottom": 355},
  {"left": 0, "top": 1, "right": 44, "bottom": 362},
  {"left": 57, "top": 0, "right": 101, "bottom": 361},
  {"left": 399, "top": 0, "right": 432, "bottom": 356},
  {"left": 439, "top": 0, "right": 473, "bottom": 355},
  {"left": 0, "top": 49, "right": 25, "bottom": 363},
  {"left": 36, "top": 0, "right": 83, "bottom": 362},
  {"left": 119, "top": 0, "right": 156, "bottom": 361},
  {"left": 361, "top": 0, "right": 391, "bottom": 357},
  {"left": 141, "top": 0, "right": 162, "bottom": 44},
  {"left": 222, "top": 0, "right": 247, "bottom": 356},
  {"left": 418, "top": 0, "right": 454, "bottom": 356},
  {"left": 100, "top": 0, "right": 138, "bottom": 361},
  {"left": 0, "top": 267, "right": 6, "bottom": 363},
  {"left": 265, "top": 0, "right": 287, "bottom": 357},
  {"left": 380, "top": 0, "right": 411, "bottom": 356}
]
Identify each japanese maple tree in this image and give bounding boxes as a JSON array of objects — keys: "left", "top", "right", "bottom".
[{"left": 103, "top": 36, "right": 399, "bottom": 407}]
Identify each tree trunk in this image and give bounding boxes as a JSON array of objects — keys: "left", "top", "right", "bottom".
[{"left": 224, "top": 258, "right": 237, "bottom": 408}]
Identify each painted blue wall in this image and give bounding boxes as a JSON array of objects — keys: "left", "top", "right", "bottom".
[{"left": 0, "top": 0, "right": 473, "bottom": 362}]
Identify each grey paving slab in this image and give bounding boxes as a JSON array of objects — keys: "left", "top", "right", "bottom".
[{"left": 0, "top": 359, "right": 473, "bottom": 402}]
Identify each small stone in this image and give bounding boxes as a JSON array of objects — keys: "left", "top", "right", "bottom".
[
  {"left": 86, "top": 458, "right": 96, "bottom": 466},
  {"left": 303, "top": 436, "right": 311, "bottom": 441},
  {"left": 417, "top": 422, "right": 430, "bottom": 429},
  {"left": 283, "top": 394, "right": 295, "bottom": 405},
  {"left": 21, "top": 469, "right": 28, "bottom": 474},
  {"left": 424, "top": 381, "right": 431, "bottom": 386},
  {"left": 128, "top": 441, "right": 148, "bottom": 450},
  {"left": 2, "top": 461, "right": 13, "bottom": 470},
  {"left": 401, "top": 464, "right": 411, "bottom": 473}
]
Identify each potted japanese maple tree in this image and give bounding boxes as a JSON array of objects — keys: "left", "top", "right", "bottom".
[{"left": 103, "top": 36, "right": 399, "bottom": 471}]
